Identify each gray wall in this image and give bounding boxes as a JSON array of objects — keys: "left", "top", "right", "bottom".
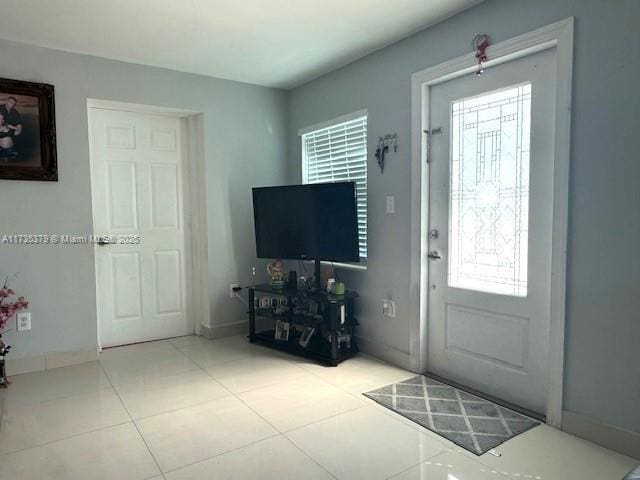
[
  {"left": 0, "top": 40, "right": 288, "bottom": 359},
  {"left": 288, "top": 0, "right": 640, "bottom": 434}
]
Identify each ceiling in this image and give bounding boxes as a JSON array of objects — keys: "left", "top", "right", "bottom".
[{"left": 0, "top": 0, "right": 483, "bottom": 89}]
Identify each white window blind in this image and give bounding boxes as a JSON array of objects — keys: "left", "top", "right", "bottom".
[{"left": 301, "top": 115, "right": 367, "bottom": 260}]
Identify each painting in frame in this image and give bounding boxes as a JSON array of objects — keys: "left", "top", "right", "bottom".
[{"left": 0, "top": 77, "right": 57, "bottom": 181}]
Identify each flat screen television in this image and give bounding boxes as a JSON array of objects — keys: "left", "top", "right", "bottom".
[{"left": 252, "top": 182, "right": 360, "bottom": 263}]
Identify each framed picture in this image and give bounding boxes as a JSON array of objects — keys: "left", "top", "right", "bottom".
[
  {"left": 0, "top": 78, "right": 57, "bottom": 181},
  {"left": 259, "top": 297, "right": 271, "bottom": 309},
  {"left": 275, "top": 320, "right": 290, "bottom": 341},
  {"left": 298, "top": 327, "right": 315, "bottom": 348}
]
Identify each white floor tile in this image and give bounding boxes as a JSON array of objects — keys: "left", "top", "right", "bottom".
[
  {"left": 0, "top": 388, "right": 130, "bottom": 454},
  {"left": 0, "top": 423, "right": 160, "bottom": 480},
  {"left": 239, "top": 374, "right": 364, "bottom": 432},
  {"left": 168, "top": 335, "right": 213, "bottom": 349},
  {"left": 0, "top": 337, "right": 634, "bottom": 480},
  {"left": 100, "top": 345, "right": 199, "bottom": 386},
  {"left": 165, "top": 435, "right": 334, "bottom": 480},
  {"left": 178, "top": 336, "right": 259, "bottom": 368},
  {"left": 136, "top": 395, "right": 278, "bottom": 472},
  {"left": 205, "top": 355, "right": 307, "bottom": 394},
  {"left": 286, "top": 405, "right": 448, "bottom": 480},
  {"left": 1, "top": 361, "right": 111, "bottom": 407},
  {"left": 470, "top": 424, "right": 638, "bottom": 480},
  {"left": 388, "top": 451, "right": 510, "bottom": 479},
  {"left": 101, "top": 339, "right": 176, "bottom": 357},
  {"left": 115, "top": 369, "right": 232, "bottom": 419},
  {"left": 301, "top": 355, "right": 413, "bottom": 395}
]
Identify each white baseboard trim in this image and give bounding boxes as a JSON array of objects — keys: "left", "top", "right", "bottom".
[
  {"left": 6, "top": 348, "right": 99, "bottom": 376},
  {"left": 200, "top": 320, "right": 248, "bottom": 340},
  {"left": 562, "top": 410, "right": 640, "bottom": 461},
  {"left": 355, "top": 335, "right": 412, "bottom": 371}
]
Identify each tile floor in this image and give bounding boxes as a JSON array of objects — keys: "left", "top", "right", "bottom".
[{"left": 0, "top": 335, "right": 636, "bottom": 479}]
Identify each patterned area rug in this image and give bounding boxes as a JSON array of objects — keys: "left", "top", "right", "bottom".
[{"left": 364, "top": 375, "right": 539, "bottom": 455}]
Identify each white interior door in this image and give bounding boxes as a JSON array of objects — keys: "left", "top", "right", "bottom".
[
  {"left": 90, "top": 108, "right": 191, "bottom": 347},
  {"left": 427, "top": 48, "right": 557, "bottom": 414}
]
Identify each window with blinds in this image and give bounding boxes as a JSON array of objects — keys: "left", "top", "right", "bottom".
[{"left": 301, "top": 114, "right": 368, "bottom": 261}]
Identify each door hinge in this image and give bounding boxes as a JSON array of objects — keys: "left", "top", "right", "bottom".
[{"left": 423, "top": 127, "right": 443, "bottom": 164}]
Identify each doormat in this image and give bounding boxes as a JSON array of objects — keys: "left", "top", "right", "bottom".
[{"left": 363, "top": 375, "right": 539, "bottom": 455}]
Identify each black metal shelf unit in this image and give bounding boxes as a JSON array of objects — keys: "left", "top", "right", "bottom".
[{"left": 248, "top": 283, "right": 358, "bottom": 366}]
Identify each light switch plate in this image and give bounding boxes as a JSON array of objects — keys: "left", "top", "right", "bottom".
[
  {"left": 17, "top": 311, "right": 31, "bottom": 331},
  {"left": 386, "top": 195, "right": 395, "bottom": 214},
  {"left": 382, "top": 299, "right": 396, "bottom": 318}
]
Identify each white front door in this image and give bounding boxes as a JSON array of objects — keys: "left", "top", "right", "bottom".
[
  {"left": 427, "top": 48, "right": 556, "bottom": 414},
  {"left": 90, "top": 108, "right": 191, "bottom": 347}
]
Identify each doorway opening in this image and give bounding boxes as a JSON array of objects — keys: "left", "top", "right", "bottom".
[
  {"left": 409, "top": 19, "right": 573, "bottom": 427},
  {"left": 87, "top": 100, "right": 209, "bottom": 349}
]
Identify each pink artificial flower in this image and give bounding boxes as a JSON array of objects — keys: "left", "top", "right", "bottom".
[{"left": 0, "top": 281, "right": 29, "bottom": 332}]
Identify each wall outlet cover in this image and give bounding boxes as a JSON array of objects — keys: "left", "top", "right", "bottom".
[
  {"left": 17, "top": 311, "right": 32, "bottom": 331},
  {"left": 386, "top": 195, "right": 396, "bottom": 214}
]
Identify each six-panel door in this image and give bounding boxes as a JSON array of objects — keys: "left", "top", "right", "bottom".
[{"left": 90, "top": 108, "right": 190, "bottom": 347}]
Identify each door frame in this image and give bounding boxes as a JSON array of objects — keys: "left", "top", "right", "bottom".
[
  {"left": 87, "top": 99, "right": 210, "bottom": 349},
  {"left": 409, "top": 18, "right": 574, "bottom": 427}
]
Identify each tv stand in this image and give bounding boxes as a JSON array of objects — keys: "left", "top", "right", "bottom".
[{"left": 248, "top": 283, "right": 358, "bottom": 366}]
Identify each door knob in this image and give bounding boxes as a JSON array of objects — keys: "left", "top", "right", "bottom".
[{"left": 428, "top": 251, "right": 442, "bottom": 260}]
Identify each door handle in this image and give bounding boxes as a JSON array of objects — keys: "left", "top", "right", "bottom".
[
  {"left": 428, "top": 251, "right": 442, "bottom": 260},
  {"left": 97, "top": 238, "right": 110, "bottom": 246}
]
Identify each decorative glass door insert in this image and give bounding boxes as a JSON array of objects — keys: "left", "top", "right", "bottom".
[{"left": 448, "top": 83, "right": 531, "bottom": 296}]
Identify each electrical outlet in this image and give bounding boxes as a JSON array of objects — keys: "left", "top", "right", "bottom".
[
  {"left": 230, "top": 283, "right": 240, "bottom": 298},
  {"left": 386, "top": 195, "right": 395, "bottom": 214},
  {"left": 17, "top": 311, "right": 31, "bottom": 331},
  {"left": 382, "top": 299, "right": 396, "bottom": 318}
]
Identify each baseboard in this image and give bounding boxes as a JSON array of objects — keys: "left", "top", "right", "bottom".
[
  {"left": 200, "top": 320, "right": 248, "bottom": 340},
  {"left": 6, "top": 348, "right": 99, "bottom": 376},
  {"left": 355, "top": 335, "right": 412, "bottom": 371},
  {"left": 562, "top": 410, "right": 640, "bottom": 461},
  {"left": 5, "top": 355, "right": 45, "bottom": 376}
]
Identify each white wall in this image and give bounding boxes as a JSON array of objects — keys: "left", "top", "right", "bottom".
[
  {"left": 0, "top": 39, "right": 288, "bottom": 360},
  {"left": 288, "top": 0, "right": 640, "bottom": 436}
]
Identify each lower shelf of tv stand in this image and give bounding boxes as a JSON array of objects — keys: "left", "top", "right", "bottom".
[{"left": 248, "top": 331, "right": 357, "bottom": 366}]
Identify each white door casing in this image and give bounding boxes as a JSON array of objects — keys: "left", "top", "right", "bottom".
[
  {"left": 90, "top": 108, "right": 192, "bottom": 347},
  {"left": 409, "top": 19, "right": 573, "bottom": 426},
  {"left": 427, "top": 49, "right": 556, "bottom": 415}
]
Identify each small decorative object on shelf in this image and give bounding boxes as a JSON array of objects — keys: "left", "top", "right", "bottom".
[
  {"left": 266, "top": 259, "right": 285, "bottom": 289},
  {"left": 0, "top": 277, "right": 29, "bottom": 388},
  {"left": 326, "top": 278, "right": 335, "bottom": 292},
  {"left": 248, "top": 283, "right": 358, "bottom": 366},
  {"left": 331, "top": 282, "right": 346, "bottom": 296}
]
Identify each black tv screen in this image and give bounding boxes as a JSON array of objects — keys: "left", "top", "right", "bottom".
[{"left": 252, "top": 182, "right": 360, "bottom": 262}]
